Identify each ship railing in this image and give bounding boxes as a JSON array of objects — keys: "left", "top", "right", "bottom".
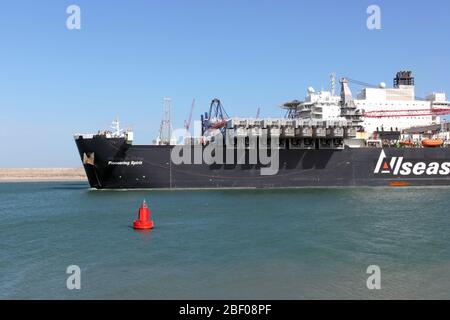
[
  {"left": 74, "top": 133, "right": 94, "bottom": 139},
  {"left": 226, "top": 118, "right": 248, "bottom": 129},
  {"left": 247, "top": 119, "right": 264, "bottom": 127},
  {"left": 263, "top": 119, "right": 282, "bottom": 127}
]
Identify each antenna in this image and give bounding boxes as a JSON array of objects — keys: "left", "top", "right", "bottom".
[
  {"left": 158, "top": 97, "right": 172, "bottom": 145},
  {"left": 330, "top": 72, "right": 336, "bottom": 96},
  {"left": 111, "top": 117, "right": 122, "bottom": 137}
]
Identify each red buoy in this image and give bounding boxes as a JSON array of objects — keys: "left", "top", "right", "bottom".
[{"left": 133, "top": 200, "right": 154, "bottom": 230}]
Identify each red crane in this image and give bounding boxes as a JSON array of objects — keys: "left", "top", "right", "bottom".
[{"left": 184, "top": 98, "right": 196, "bottom": 131}]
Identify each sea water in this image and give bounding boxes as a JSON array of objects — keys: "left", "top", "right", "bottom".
[{"left": 0, "top": 182, "right": 449, "bottom": 299}]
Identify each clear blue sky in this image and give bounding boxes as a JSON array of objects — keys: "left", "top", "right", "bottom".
[{"left": 1, "top": 0, "right": 449, "bottom": 167}]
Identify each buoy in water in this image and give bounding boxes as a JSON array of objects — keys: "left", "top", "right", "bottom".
[{"left": 133, "top": 199, "right": 154, "bottom": 230}]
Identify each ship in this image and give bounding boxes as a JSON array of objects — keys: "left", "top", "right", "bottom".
[{"left": 74, "top": 71, "right": 450, "bottom": 189}]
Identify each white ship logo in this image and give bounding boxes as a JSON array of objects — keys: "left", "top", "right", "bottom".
[{"left": 374, "top": 150, "right": 450, "bottom": 176}]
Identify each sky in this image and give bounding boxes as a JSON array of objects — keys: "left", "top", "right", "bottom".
[{"left": 0, "top": 0, "right": 449, "bottom": 167}]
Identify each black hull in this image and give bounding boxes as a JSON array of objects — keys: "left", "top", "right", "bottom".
[{"left": 75, "top": 137, "right": 450, "bottom": 189}]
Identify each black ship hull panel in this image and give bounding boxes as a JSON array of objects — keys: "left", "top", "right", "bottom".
[{"left": 75, "top": 137, "right": 450, "bottom": 189}]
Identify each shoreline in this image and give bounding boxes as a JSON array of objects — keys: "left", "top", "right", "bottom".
[{"left": 0, "top": 168, "right": 87, "bottom": 182}]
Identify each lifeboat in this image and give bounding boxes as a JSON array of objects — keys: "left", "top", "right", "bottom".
[
  {"left": 421, "top": 139, "right": 444, "bottom": 148},
  {"left": 399, "top": 140, "right": 414, "bottom": 147},
  {"left": 210, "top": 119, "right": 227, "bottom": 129}
]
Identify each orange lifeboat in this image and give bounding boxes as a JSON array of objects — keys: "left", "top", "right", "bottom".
[
  {"left": 399, "top": 140, "right": 414, "bottom": 147},
  {"left": 421, "top": 139, "right": 444, "bottom": 148}
]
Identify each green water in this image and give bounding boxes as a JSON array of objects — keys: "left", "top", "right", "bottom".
[{"left": 0, "top": 182, "right": 449, "bottom": 299}]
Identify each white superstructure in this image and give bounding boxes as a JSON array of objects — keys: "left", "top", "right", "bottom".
[
  {"left": 284, "top": 71, "right": 450, "bottom": 138},
  {"left": 300, "top": 88, "right": 343, "bottom": 120}
]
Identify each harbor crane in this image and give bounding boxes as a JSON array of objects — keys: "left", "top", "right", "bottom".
[
  {"left": 201, "top": 98, "right": 229, "bottom": 134},
  {"left": 184, "top": 98, "right": 196, "bottom": 131}
]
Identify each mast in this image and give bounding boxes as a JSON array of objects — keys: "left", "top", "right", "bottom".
[
  {"left": 330, "top": 72, "right": 336, "bottom": 96},
  {"left": 158, "top": 97, "right": 172, "bottom": 145},
  {"left": 110, "top": 117, "right": 122, "bottom": 137}
]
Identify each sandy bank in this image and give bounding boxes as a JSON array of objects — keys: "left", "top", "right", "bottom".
[{"left": 0, "top": 168, "right": 87, "bottom": 182}]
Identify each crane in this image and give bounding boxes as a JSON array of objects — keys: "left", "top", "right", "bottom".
[
  {"left": 184, "top": 98, "right": 195, "bottom": 131},
  {"left": 202, "top": 98, "right": 229, "bottom": 134}
]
